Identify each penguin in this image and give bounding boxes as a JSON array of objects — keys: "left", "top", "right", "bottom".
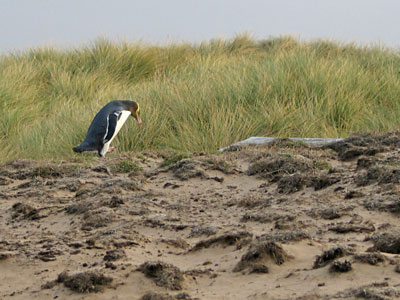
[{"left": 73, "top": 100, "right": 142, "bottom": 157}]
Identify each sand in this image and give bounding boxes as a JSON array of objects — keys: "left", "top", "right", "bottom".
[{"left": 1, "top": 133, "right": 400, "bottom": 299}]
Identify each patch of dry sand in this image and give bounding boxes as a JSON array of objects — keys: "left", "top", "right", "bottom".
[{"left": 2, "top": 134, "right": 400, "bottom": 299}]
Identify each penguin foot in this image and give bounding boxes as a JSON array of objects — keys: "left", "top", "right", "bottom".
[
  {"left": 73, "top": 146, "right": 83, "bottom": 153},
  {"left": 107, "top": 146, "right": 116, "bottom": 153}
]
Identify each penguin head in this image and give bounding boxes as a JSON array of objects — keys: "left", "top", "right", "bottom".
[{"left": 129, "top": 102, "right": 142, "bottom": 126}]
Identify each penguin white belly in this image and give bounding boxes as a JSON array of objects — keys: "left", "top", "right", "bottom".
[
  {"left": 109, "top": 111, "right": 131, "bottom": 143},
  {"left": 100, "top": 111, "right": 131, "bottom": 156}
]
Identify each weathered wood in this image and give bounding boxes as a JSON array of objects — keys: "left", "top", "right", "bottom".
[{"left": 219, "top": 137, "right": 345, "bottom": 152}]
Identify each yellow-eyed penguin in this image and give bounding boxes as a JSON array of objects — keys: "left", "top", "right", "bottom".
[{"left": 73, "top": 100, "right": 142, "bottom": 157}]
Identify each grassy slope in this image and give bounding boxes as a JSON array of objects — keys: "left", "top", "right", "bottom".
[{"left": 1, "top": 35, "right": 400, "bottom": 162}]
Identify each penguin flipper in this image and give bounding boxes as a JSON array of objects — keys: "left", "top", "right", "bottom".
[{"left": 103, "top": 112, "right": 120, "bottom": 143}]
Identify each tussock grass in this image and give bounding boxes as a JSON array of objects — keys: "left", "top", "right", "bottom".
[{"left": 1, "top": 35, "right": 400, "bottom": 163}]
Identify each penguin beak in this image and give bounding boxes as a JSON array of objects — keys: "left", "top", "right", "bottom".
[{"left": 136, "top": 115, "right": 143, "bottom": 126}]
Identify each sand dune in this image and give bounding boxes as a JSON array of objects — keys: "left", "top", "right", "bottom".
[{"left": 1, "top": 134, "right": 400, "bottom": 299}]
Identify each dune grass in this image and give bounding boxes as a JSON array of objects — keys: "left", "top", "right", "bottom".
[{"left": 1, "top": 35, "right": 400, "bottom": 163}]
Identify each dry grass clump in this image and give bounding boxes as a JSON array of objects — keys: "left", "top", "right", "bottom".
[
  {"left": 138, "top": 261, "right": 184, "bottom": 290},
  {"left": 313, "top": 245, "right": 350, "bottom": 269},
  {"left": 160, "top": 153, "right": 191, "bottom": 168},
  {"left": 57, "top": 271, "right": 112, "bottom": 293},
  {"left": 111, "top": 159, "right": 143, "bottom": 173},
  {"left": 187, "top": 225, "right": 217, "bottom": 238},
  {"left": 190, "top": 231, "right": 252, "bottom": 251},
  {"left": 247, "top": 154, "right": 311, "bottom": 180},
  {"left": 11, "top": 202, "right": 39, "bottom": 220},
  {"left": 234, "top": 240, "right": 289, "bottom": 273},
  {"left": 369, "top": 232, "right": 400, "bottom": 254},
  {"left": 169, "top": 159, "right": 206, "bottom": 181},
  {"left": 140, "top": 292, "right": 192, "bottom": 300}
]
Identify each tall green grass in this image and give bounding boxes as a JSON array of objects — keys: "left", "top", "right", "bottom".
[{"left": 1, "top": 35, "right": 400, "bottom": 162}]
